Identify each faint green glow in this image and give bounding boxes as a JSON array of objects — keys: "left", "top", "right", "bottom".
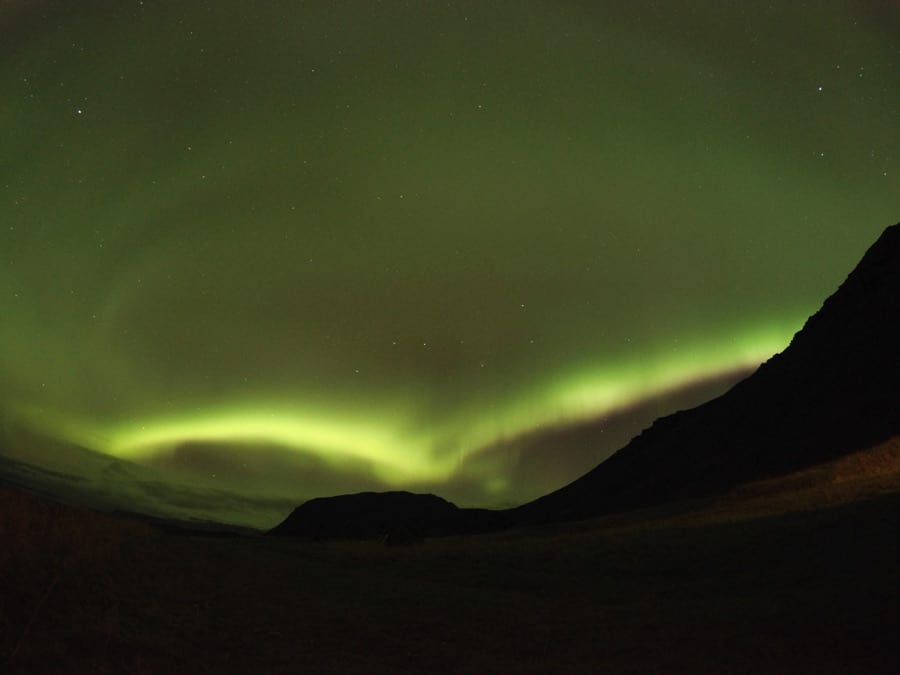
[
  {"left": 1, "top": 1, "right": 897, "bottom": 517},
  {"left": 10, "top": 320, "right": 800, "bottom": 487},
  {"left": 548, "top": 321, "right": 798, "bottom": 419}
]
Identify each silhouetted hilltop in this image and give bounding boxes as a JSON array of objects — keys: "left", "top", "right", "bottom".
[
  {"left": 268, "top": 490, "right": 509, "bottom": 541},
  {"left": 269, "top": 223, "right": 900, "bottom": 537},
  {"left": 514, "top": 222, "right": 900, "bottom": 523}
]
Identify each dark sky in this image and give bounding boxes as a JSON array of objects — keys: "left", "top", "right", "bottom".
[{"left": 1, "top": 1, "right": 897, "bottom": 526}]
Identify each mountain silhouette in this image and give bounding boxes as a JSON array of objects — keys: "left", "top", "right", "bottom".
[
  {"left": 270, "top": 223, "right": 899, "bottom": 538},
  {"left": 268, "top": 490, "right": 509, "bottom": 541},
  {"left": 513, "top": 222, "right": 900, "bottom": 523}
]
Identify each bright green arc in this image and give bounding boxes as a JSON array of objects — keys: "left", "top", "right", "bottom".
[
  {"left": 0, "top": 1, "right": 896, "bottom": 515},
  {"left": 15, "top": 319, "right": 800, "bottom": 487}
]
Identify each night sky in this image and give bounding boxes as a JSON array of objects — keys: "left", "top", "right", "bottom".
[{"left": 1, "top": 1, "right": 897, "bottom": 527}]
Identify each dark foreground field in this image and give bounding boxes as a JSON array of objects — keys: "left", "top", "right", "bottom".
[{"left": 2, "top": 468, "right": 899, "bottom": 674}]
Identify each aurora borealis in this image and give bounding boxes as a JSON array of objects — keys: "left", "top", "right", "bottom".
[{"left": 1, "top": 1, "right": 897, "bottom": 527}]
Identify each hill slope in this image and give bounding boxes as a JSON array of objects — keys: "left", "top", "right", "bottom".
[
  {"left": 514, "top": 222, "right": 900, "bottom": 523},
  {"left": 268, "top": 490, "right": 510, "bottom": 540}
]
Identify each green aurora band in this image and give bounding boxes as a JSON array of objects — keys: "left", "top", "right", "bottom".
[
  {"left": 1, "top": 1, "right": 897, "bottom": 521},
  {"left": 13, "top": 322, "right": 794, "bottom": 480}
]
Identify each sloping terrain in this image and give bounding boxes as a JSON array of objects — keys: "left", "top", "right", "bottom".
[
  {"left": 514, "top": 223, "right": 900, "bottom": 524},
  {"left": 3, "top": 479, "right": 899, "bottom": 674},
  {"left": 268, "top": 490, "right": 510, "bottom": 541}
]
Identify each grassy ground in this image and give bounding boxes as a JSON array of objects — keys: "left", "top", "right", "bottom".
[{"left": 2, "top": 448, "right": 900, "bottom": 674}]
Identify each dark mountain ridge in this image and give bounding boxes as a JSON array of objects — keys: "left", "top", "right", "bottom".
[
  {"left": 269, "top": 490, "right": 510, "bottom": 541},
  {"left": 268, "top": 223, "right": 899, "bottom": 538},
  {"left": 513, "top": 222, "right": 900, "bottom": 523}
]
